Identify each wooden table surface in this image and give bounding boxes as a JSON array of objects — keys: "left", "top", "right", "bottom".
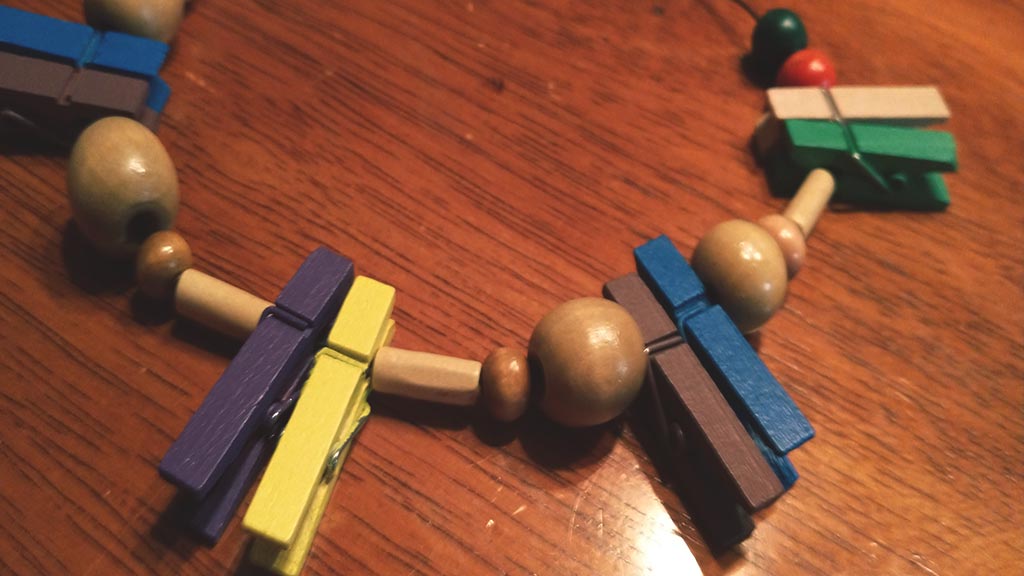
[{"left": 1, "top": 1, "right": 1021, "bottom": 574}]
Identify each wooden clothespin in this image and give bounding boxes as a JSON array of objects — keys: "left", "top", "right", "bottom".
[
  {"left": 243, "top": 276, "right": 396, "bottom": 576},
  {"left": 754, "top": 85, "right": 958, "bottom": 210},
  {"left": 602, "top": 236, "right": 815, "bottom": 553},
  {"left": 159, "top": 247, "right": 355, "bottom": 544},
  {"left": 0, "top": 6, "right": 170, "bottom": 140},
  {"left": 604, "top": 273, "right": 772, "bottom": 552}
]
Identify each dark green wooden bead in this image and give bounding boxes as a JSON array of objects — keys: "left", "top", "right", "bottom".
[{"left": 751, "top": 8, "right": 808, "bottom": 72}]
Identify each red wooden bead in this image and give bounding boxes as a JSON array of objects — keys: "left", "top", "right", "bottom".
[{"left": 775, "top": 49, "right": 837, "bottom": 87}]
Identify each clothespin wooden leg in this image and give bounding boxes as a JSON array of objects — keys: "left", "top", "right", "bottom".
[{"left": 243, "top": 276, "right": 396, "bottom": 576}]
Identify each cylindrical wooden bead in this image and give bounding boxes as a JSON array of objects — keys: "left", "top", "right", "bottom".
[
  {"left": 783, "top": 168, "right": 835, "bottom": 238},
  {"left": 528, "top": 298, "right": 646, "bottom": 428},
  {"left": 84, "top": 0, "right": 186, "bottom": 43},
  {"left": 371, "top": 347, "right": 481, "bottom": 406},
  {"left": 67, "top": 117, "right": 179, "bottom": 258},
  {"left": 479, "top": 347, "right": 531, "bottom": 422},
  {"left": 136, "top": 230, "right": 193, "bottom": 299},
  {"left": 174, "top": 269, "right": 271, "bottom": 340},
  {"left": 691, "top": 220, "right": 788, "bottom": 334},
  {"left": 757, "top": 214, "right": 807, "bottom": 279}
]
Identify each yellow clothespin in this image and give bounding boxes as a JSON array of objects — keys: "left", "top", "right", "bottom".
[{"left": 242, "top": 276, "right": 397, "bottom": 576}]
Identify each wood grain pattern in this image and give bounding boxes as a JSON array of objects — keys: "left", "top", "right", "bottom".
[{"left": 0, "top": 1, "right": 1021, "bottom": 575}]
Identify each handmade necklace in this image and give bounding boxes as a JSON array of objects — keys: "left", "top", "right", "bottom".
[{"left": 2, "top": 2, "right": 957, "bottom": 575}]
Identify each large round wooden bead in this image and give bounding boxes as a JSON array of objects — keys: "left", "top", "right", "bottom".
[
  {"left": 136, "top": 230, "right": 193, "bottom": 299},
  {"left": 691, "top": 220, "right": 788, "bottom": 334},
  {"left": 757, "top": 214, "right": 807, "bottom": 279},
  {"left": 479, "top": 347, "right": 531, "bottom": 422},
  {"left": 68, "top": 117, "right": 179, "bottom": 258},
  {"left": 84, "top": 0, "right": 185, "bottom": 43},
  {"left": 528, "top": 298, "right": 646, "bottom": 428}
]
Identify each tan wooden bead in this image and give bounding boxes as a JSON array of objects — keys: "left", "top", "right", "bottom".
[
  {"left": 528, "top": 298, "right": 646, "bottom": 428},
  {"left": 84, "top": 0, "right": 185, "bottom": 43},
  {"left": 174, "top": 269, "right": 271, "bottom": 340},
  {"left": 783, "top": 168, "right": 835, "bottom": 238},
  {"left": 479, "top": 347, "right": 531, "bottom": 422},
  {"left": 136, "top": 230, "right": 193, "bottom": 299},
  {"left": 68, "top": 117, "right": 179, "bottom": 258},
  {"left": 691, "top": 219, "right": 788, "bottom": 334},
  {"left": 757, "top": 214, "right": 807, "bottom": 279},
  {"left": 371, "top": 347, "right": 481, "bottom": 406}
]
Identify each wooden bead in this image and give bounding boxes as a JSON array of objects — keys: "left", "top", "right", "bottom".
[
  {"left": 174, "top": 269, "right": 272, "bottom": 340},
  {"left": 691, "top": 220, "right": 788, "bottom": 334},
  {"left": 783, "top": 168, "right": 835, "bottom": 238},
  {"left": 479, "top": 347, "right": 531, "bottom": 422},
  {"left": 757, "top": 214, "right": 806, "bottom": 279},
  {"left": 84, "top": 0, "right": 185, "bottom": 43},
  {"left": 751, "top": 8, "right": 808, "bottom": 73},
  {"left": 371, "top": 347, "right": 481, "bottom": 406},
  {"left": 67, "top": 117, "right": 179, "bottom": 258},
  {"left": 775, "top": 49, "right": 838, "bottom": 88},
  {"left": 528, "top": 298, "right": 646, "bottom": 427},
  {"left": 135, "top": 230, "right": 193, "bottom": 299}
]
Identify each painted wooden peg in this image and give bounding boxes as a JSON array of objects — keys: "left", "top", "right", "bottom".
[
  {"left": 767, "top": 86, "right": 950, "bottom": 126},
  {"left": 604, "top": 274, "right": 784, "bottom": 511},
  {"left": 0, "top": 6, "right": 172, "bottom": 141},
  {"left": 604, "top": 273, "right": 765, "bottom": 553},
  {"left": 245, "top": 275, "right": 396, "bottom": 576},
  {"left": 632, "top": 236, "right": 812, "bottom": 486},
  {"left": 755, "top": 86, "right": 958, "bottom": 210},
  {"left": 159, "top": 248, "right": 355, "bottom": 544}
]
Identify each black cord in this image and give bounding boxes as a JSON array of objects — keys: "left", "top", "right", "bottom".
[{"left": 727, "top": 0, "right": 760, "bottom": 21}]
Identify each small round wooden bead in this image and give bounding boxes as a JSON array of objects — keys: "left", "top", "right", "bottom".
[
  {"left": 757, "top": 214, "right": 807, "bottom": 279},
  {"left": 691, "top": 219, "right": 788, "bottom": 334},
  {"left": 84, "top": 0, "right": 185, "bottom": 43},
  {"left": 528, "top": 298, "right": 646, "bottom": 428},
  {"left": 479, "top": 347, "right": 531, "bottom": 422},
  {"left": 751, "top": 8, "right": 808, "bottom": 73},
  {"left": 68, "top": 117, "right": 179, "bottom": 258},
  {"left": 136, "top": 230, "right": 193, "bottom": 299},
  {"left": 775, "top": 49, "right": 837, "bottom": 87}
]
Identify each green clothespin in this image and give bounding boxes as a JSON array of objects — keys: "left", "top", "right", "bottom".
[
  {"left": 763, "top": 118, "right": 957, "bottom": 210},
  {"left": 756, "top": 84, "right": 958, "bottom": 211}
]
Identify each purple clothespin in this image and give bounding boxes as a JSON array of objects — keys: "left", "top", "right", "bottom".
[{"left": 159, "top": 247, "right": 355, "bottom": 544}]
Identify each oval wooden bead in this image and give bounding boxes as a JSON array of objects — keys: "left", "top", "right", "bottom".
[
  {"left": 136, "top": 230, "right": 193, "bottom": 299},
  {"left": 691, "top": 219, "right": 788, "bottom": 334},
  {"left": 757, "top": 214, "right": 807, "bottom": 279},
  {"left": 528, "top": 298, "right": 646, "bottom": 428},
  {"left": 479, "top": 347, "right": 531, "bottom": 422},
  {"left": 84, "top": 0, "right": 185, "bottom": 43},
  {"left": 68, "top": 117, "right": 179, "bottom": 258}
]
